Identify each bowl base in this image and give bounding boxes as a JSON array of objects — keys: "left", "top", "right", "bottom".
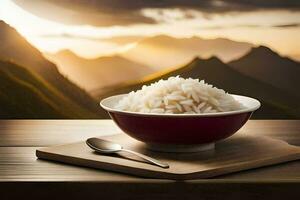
[{"left": 145, "top": 142, "right": 215, "bottom": 153}]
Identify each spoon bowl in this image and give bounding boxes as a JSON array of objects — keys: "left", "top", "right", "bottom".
[{"left": 86, "top": 138, "right": 122, "bottom": 153}]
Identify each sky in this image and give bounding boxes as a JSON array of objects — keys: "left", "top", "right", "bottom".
[{"left": 0, "top": 0, "right": 299, "bottom": 60}]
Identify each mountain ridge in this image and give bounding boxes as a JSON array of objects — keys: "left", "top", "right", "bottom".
[
  {"left": 46, "top": 49, "right": 154, "bottom": 91},
  {"left": 94, "top": 56, "right": 300, "bottom": 119},
  {"left": 122, "top": 34, "right": 253, "bottom": 69},
  {"left": 0, "top": 20, "right": 105, "bottom": 118},
  {"left": 0, "top": 60, "right": 74, "bottom": 118},
  {"left": 229, "top": 45, "right": 300, "bottom": 98}
]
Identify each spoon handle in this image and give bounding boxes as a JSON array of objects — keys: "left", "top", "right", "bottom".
[{"left": 121, "top": 149, "right": 169, "bottom": 169}]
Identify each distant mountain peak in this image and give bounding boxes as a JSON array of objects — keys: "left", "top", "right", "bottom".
[
  {"left": 206, "top": 56, "right": 222, "bottom": 62},
  {"left": 96, "top": 54, "right": 123, "bottom": 60},
  {"left": 54, "top": 49, "right": 127, "bottom": 61},
  {"left": 143, "top": 34, "right": 202, "bottom": 43},
  {"left": 189, "top": 35, "right": 203, "bottom": 40},
  {"left": 147, "top": 34, "right": 232, "bottom": 42},
  {"left": 229, "top": 44, "right": 300, "bottom": 101},
  {"left": 255, "top": 45, "right": 272, "bottom": 51},
  {"left": 149, "top": 34, "right": 175, "bottom": 40},
  {"left": 0, "top": 20, "right": 21, "bottom": 36},
  {"left": 57, "top": 49, "right": 75, "bottom": 54},
  {"left": 55, "top": 49, "right": 79, "bottom": 58},
  {"left": 248, "top": 45, "right": 278, "bottom": 57},
  {"left": 142, "top": 34, "right": 251, "bottom": 45},
  {"left": 55, "top": 49, "right": 78, "bottom": 56},
  {"left": 229, "top": 45, "right": 285, "bottom": 64},
  {"left": 141, "top": 34, "right": 176, "bottom": 43},
  {"left": 192, "top": 56, "right": 223, "bottom": 64},
  {"left": 0, "top": 20, "right": 9, "bottom": 27}
]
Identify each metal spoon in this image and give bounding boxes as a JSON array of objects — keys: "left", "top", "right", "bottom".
[{"left": 86, "top": 138, "right": 169, "bottom": 169}]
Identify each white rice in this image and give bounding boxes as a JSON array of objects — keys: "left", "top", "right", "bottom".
[{"left": 115, "top": 76, "right": 244, "bottom": 114}]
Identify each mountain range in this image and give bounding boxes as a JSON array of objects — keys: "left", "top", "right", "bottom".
[
  {"left": 93, "top": 55, "right": 300, "bottom": 119},
  {"left": 46, "top": 50, "right": 153, "bottom": 91},
  {"left": 1, "top": 19, "right": 299, "bottom": 119},
  {"left": 0, "top": 20, "right": 106, "bottom": 118},
  {"left": 45, "top": 34, "right": 253, "bottom": 92},
  {"left": 229, "top": 46, "right": 300, "bottom": 98},
  {"left": 122, "top": 35, "right": 253, "bottom": 69},
  {"left": 0, "top": 60, "right": 94, "bottom": 118}
]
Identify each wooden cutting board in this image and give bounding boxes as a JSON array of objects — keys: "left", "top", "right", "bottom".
[{"left": 36, "top": 134, "right": 300, "bottom": 180}]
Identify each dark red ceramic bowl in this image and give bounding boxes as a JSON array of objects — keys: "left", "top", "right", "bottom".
[{"left": 100, "top": 94, "right": 260, "bottom": 152}]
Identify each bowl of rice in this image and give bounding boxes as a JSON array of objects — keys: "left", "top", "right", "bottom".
[{"left": 100, "top": 76, "right": 260, "bottom": 152}]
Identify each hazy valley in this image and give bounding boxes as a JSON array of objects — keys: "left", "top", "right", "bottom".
[{"left": 0, "top": 20, "right": 299, "bottom": 119}]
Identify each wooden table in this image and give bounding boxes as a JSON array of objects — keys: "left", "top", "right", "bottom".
[{"left": 0, "top": 120, "right": 300, "bottom": 199}]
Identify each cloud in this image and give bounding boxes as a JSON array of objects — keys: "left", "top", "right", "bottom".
[
  {"left": 201, "top": 23, "right": 300, "bottom": 29},
  {"left": 272, "top": 23, "right": 300, "bottom": 28},
  {"left": 13, "top": 0, "right": 300, "bottom": 26},
  {"left": 39, "top": 33, "right": 145, "bottom": 45}
]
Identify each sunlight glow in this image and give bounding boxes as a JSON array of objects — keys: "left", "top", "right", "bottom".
[{"left": 0, "top": 0, "right": 299, "bottom": 59}]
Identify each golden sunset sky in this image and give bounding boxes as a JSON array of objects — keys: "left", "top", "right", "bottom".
[{"left": 0, "top": 0, "right": 299, "bottom": 60}]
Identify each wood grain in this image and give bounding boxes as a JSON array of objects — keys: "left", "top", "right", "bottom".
[
  {"left": 1, "top": 146, "right": 300, "bottom": 182},
  {"left": 0, "top": 120, "right": 121, "bottom": 147},
  {"left": 0, "top": 120, "right": 299, "bottom": 147},
  {"left": 36, "top": 134, "right": 300, "bottom": 180},
  {"left": 1, "top": 120, "right": 300, "bottom": 181},
  {"left": 1, "top": 120, "right": 300, "bottom": 199}
]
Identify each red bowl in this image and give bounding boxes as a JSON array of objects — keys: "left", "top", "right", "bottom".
[{"left": 100, "top": 94, "right": 260, "bottom": 152}]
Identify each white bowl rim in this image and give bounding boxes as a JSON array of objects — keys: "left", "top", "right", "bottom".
[{"left": 100, "top": 94, "right": 261, "bottom": 117}]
